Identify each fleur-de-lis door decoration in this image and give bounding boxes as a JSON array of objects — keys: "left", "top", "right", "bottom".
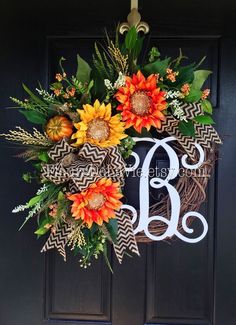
[{"left": 119, "top": 0, "right": 150, "bottom": 34}]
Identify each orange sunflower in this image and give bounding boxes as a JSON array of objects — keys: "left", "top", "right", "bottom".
[
  {"left": 67, "top": 178, "right": 123, "bottom": 228},
  {"left": 115, "top": 70, "right": 167, "bottom": 132}
]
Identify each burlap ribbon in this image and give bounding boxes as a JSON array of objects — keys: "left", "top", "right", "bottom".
[
  {"left": 41, "top": 224, "right": 73, "bottom": 261},
  {"left": 41, "top": 138, "right": 139, "bottom": 263},
  {"left": 157, "top": 102, "right": 222, "bottom": 160},
  {"left": 114, "top": 210, "right": 140, "bottom": 263},
  {"left": 41, "top": 138, "right": 126, "bottom": 193}
]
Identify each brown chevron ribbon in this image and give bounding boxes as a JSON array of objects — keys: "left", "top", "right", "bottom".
[
  {"left": 195, "top": 124, "right": 222, "bottom": 148},
  {"left": 181, "top": 102, "right": 203, "bottom": 119},
  {"left": 41, "top": 139, "right": 126, "bottom": 193},
  {"left": 158, "top": 103, "right": 222, "bottom": 160},
  {"left": 157, "top": 116, "right": 197, "bottom": 160},
  {"left": 48, "top": 139, "right": 75, "bottom": 162},
  {"left": 102, "top": 146, "right": 126, "bottom": 187},
  {"left": 41, "top": 224, "right": 72, "bottom": 261},
  {"left": 114, "top": 210, "right": 140, "bottom": 264}
]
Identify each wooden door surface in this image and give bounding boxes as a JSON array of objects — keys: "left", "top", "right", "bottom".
[{"left": 0, "top": 1, "right": 236, "bottom": 325}]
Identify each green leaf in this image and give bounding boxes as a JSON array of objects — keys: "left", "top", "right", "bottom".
[
  {"left": 133, "top": 36, "right": 144, "bottom": 59},
  {"left": 76, "top": 54, "right": 91, "bottom": 84},
  {"left": 34, "top": 226, "right": 49, "bottom": 236},
  {"left": 175, "top": 63, "right": 195, "bottom": 86},
  {"left": 32, "top": 162, "right": 42, "bottom": 171},
  {"left": 179, "top": 120, "right": 195, "bottom": 137},
  {"left": 143, "top": 57, "right": 171, "bottom": 77},
  {"left": 192, "top": 70, "right": 212, "bottom": 90},
  {"left": 22, "top": 172, "right": 33, "bottom": 183},
  {"left": 149, "top": 47, "right": 161, "bottom": 62},
  {"left": 201, "top": 99, "right": 213, "bottom": 114},
  {"left": 22, "top": 83, "right": 46, "bottom": 106},
  {"left": 91, "top": 72, "right": 106, "bottom": 99},
  {"left": 57, "top": 191, "right": 65, "bottom": 201},
  {"left": 106, "top": 219, "right": 118, "bottom": 244},
  {"left": 194, "top": 115, "right": 215, "bottom": 125},
  {"left": 51, "top": 82, "right": 62, "bottom": 89},
  {"left": 184, "top": 88, "right": 202, "bottom": 103},
  {"left": 125, "top": 26, "right": 138, "bottom": 50},
  {"left": 27, "top": 195, "right": 42, "bottom": 208},
  {"left": 38, "top": 151, "right": 50, "bottom": 163},
  {"left": 87, "top": 80, "right": 94, "bottom": 93},
  {"left": 35, "top": 218, "right": 52, "bottom": 236},
  {"left": 19, "top": 109, "right": 47, "bottom": 125}
]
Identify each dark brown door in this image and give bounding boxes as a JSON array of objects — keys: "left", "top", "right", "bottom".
[{"left": 0, "top": 1, "right": 236, "bottom": 325}]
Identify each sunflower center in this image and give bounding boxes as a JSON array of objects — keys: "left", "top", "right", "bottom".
[
  {"left": 131, "top": 91, "right": 151, "bottom": 116},
  {"left": 87, "top": 118, "right": 110, "bottom": 141},
  {"left": 87, "top": 193, "right": 105, "bottom": 210}
]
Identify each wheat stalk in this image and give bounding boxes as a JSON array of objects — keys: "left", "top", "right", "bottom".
[{"left": 0, "top": 127, "right": 53, "bottom": 146}]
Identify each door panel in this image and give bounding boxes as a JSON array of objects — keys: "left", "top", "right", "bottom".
[
  {"left": 44, "top": 252, "right": 111, "bottom": 323},
  {"left": 43, "top": 36, "right": 218, "bottom": 325},
  {"left": 0, "top": 1, "right": 236, "bottom": 325}
]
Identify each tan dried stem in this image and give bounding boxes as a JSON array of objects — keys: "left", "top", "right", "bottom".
[
  {"left": 108, "top": 42, "right": 129, "bottom": 74},
  {"left": 67, "top": 225, "right": 86, "bottom": 250},
  {"left": 0, "top": 127, "right": 53, "bottom": 146}
]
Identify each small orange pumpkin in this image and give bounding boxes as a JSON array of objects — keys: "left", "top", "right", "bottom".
[{"left": 46, "top": 115, "right": 73, "bottom": 142}]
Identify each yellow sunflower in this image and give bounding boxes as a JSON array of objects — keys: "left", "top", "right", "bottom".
[{"left": 71, "top": 100, "right": 127, "bottom": 147}]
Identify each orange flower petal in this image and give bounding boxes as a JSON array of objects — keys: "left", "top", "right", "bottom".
[
  {"left": 115, "top": 71, "right": 167, "bottom": 133},
  {"left": 68, "top": 178, "right": 123, "bottom": 228}
]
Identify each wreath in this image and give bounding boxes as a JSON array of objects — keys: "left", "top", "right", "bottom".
[{"left": 0, "top": 25, "right": 221, "bottom": 270}]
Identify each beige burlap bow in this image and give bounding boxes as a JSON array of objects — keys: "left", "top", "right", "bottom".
[
  {"left": 157, "top": 102, "right": 222, "bottom": 160},
  {"left": 41, "top": 138, "right": 139, "bottom": 263}
]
